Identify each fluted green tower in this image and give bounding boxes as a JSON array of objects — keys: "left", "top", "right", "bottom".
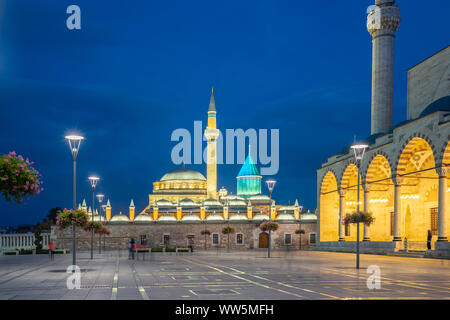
[{"left": 237, "top": 151, "right": 262, "bottom": 198}]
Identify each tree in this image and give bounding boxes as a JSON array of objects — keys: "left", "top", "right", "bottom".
[
  {"left": 295, "top": 229, "right": 305, "bottom": 250},
  {"left": 222, "top": 226, "right": 235, "bottom": 253},
  {"left": 0, "top": 151, "right": 43, "bottom": 204},
  {"left": 259, "top": 221, "right": 279, "bottom": 258},
  {"left": 34, "top": 222, "right": 43, "bottom": 252},
  {"left": 201, "top": 229, "right": 211, "bottom": 250},
  {"left": 47, "top": 207, "right": 62, "bottom": 223}
]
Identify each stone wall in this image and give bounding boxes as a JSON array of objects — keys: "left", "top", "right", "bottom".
[{"left": 53, "top": 221, "right": 317, "bottom": 250}]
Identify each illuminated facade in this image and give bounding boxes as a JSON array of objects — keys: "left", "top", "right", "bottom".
[
  {"left": 98, "top": 89, "right": 312, "bottom": 225},
  {"left": 317, "top": 0, "right": 449, "bottom": 257}
]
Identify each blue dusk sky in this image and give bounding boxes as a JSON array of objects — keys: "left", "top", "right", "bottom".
[{"left": 0, "top": 0, "right": 448, "bottom": 225}]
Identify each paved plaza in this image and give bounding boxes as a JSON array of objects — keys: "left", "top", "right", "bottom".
[{"left": 0, "top": 250, "right": 449, "bottom": 300}]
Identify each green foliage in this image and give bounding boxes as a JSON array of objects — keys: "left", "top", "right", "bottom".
[
  {"left": 165, "top": 247, "right": 176, "bottom": 252},
  {"left": 343, "top": 212, "right": 375, "bottom": 226},
  {"left": 295, "top": 229, "right": 305, "bottom": 234},
  {"left": 222, "top": 226, "right": 235, "bottom": 234},
  {"left": 34, "top": 222, "right": 43, "bottom": 251},
  {"left": 259, "top": 221, "right": 279, "bottom": 232},
  {"left": 0, "top": 151, "right": 43, "bottom": 204},
  {"left": 56, "top": 209, "right": 89, "bottom": 229},
  {"left": 151, "top": 247, "right": 163, "bottom": 252}
]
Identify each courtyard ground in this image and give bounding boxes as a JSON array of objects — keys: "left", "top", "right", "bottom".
[{"left": 0, "top": 250, "right": 449, "bottom": 300}]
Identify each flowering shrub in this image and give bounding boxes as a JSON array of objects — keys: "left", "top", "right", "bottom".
[
  {"left": 295, "top": 229, "right": 305, "bottom": 235},
  {"left": 56, "top": 209, "right": 89, "bottom": 230},
  {"left": 259, "top": 221, "right": 279, "bottom": 232},
  {"left": 222, "top": 226, "right": 235, "bottom": 234},
  {"left": 343, "top": 212, "right": 375, "bottom": 226},
  {"left": 0, "top": 151, "right": 43, "bottom": 203},
  {"left": 201, "top": 229, "right": 211, "bottom": 235}
]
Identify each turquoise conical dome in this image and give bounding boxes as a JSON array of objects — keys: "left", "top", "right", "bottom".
[
  {"left": 237, "top": 152, "right": 262, "bottom": 198},
  {"left": 237, "top": 153, "right": 260, "bottom": 177}
]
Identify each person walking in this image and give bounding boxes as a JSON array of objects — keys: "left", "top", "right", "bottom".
[
  {"left": 128, "top": 238, "right": 135, "bottom": 260},
  {"left": 427, "top": 230, "right": 432, "bottom": 250}
]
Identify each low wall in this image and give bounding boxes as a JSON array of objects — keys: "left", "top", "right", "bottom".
[
  {"left": 54, "top": 221, "right": 317, "bottom": 250},
  {"left": 314, "top": 241, "right": 400, "bottom": 254}
]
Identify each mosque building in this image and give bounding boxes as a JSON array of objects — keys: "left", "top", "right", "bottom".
[
  {"left": 56, "top": 89, "right": 318, "bottom": 250},
  {"left": 317, "top": 0, "right": 450, "bottom": 257}
]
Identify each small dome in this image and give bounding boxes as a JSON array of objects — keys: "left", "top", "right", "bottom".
[
  {"left": 158, "top": 214, "right": 177, "bottom": 221},
  {"left": 180, "top": 198, "right": 199, "bottom": 206},
  {"left": 203, "top": 199, "right": 223, "bottom": 207},
  {"left": 248, "top": 194, "right": 270, "bottom": 201},
  {"left": 419, "top": 95, "right": 450, "bottom": 118},
  {"left": 181, "top": 214, "right": 201, "bottom": 221},
  {"left": 301, "top": 214, "right": 317, "bottom": 221},
  {"left": 134, "top": 214, "right": 153, "bottom": 222},
  {"left": 228, "top": 200, "right": 248, "bottom": 207},
  {"left": 278, "top": 205, "right": 296, "bottom": 212},
  {"left": 155, "top": 199, "right": 176, "bottom": 207},
  {"left": 93, "top": 215, "right": 106, "bottom": 222},
  {"left": 110, "top": 212, "right": 130, "bottom": 222},
  {"left": 253, "top": 213, "right": 269, "bottom": 221},
  {"left": 277, "top": 213, "right": 295, "bottom": 220},
  {"left": 221, "top": 194, "right": 245, "bottom": 201},
  {"left": 160, "top": 168, "right": 206, "bottom": 182},
  {"left": 229, "top": 213, "right": 248, "bottom": 220},
  {"left": 206, "top": 213, "right": 224, "bottom": 221}
]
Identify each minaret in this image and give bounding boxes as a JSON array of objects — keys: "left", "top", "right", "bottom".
[
  {"left": 204, "top": 88, "right": 219, "bottom": 199},
  {"left": 106, "top": 199, "right": 111, "bottom": 221},
  {"left": 367, "top": 0, "right": 400, "bottom": 134},
  {"left": 129, "top": 199, "right": 135, "bottom": 221}
]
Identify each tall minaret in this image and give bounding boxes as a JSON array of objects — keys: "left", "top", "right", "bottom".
[
  {"left": 367, "top": 0, "right": 400, "bottom": 135},
  {"left": 204, "top": 88, "right": 219, "bottom": 199}
]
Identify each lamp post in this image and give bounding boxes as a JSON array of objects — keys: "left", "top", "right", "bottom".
[
  {"left": 265, "top": 179, "right": 276, "bottom": 258},
  {"left": 350, "top": 143, "right": 368, "bottom": 270},
  {"left": 96, "top": 194, "right": 104, "bottom": 254},
  {"left": 101, "top": 204, "right": 107, "bottom": 251},
  {"left": 65, "top": 135, "right": 84, "bottom": 267},
  {"left": 88, "top": 176, "right": 100, "bottom": 259}
]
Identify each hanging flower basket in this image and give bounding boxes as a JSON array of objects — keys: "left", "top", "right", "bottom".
[
  {"left": 295, "top": 229, "right": 305, "bottom": 235},
  {"left": 222, "top": 226, "right": 235, "bottom": 234},
  {"left": 84, "top": 221, "right": 104, "bottom": 233},
  {"left": 201, "top": 229, "right": 211, "bottom": 235},
  {"left": 56, "top": 209, "right": 89, "bottom": 230},
  {"left": 0, "top": 151, "right": 43, "bottom": 204},
  {"left": 259, "top": 221, "right": 279, "bottom": 232},
  {"left": 97, "top": 226, "right": 111, "bottom": 235},
  {"left": 343, "top": 212, "right": 375, "bottom": 226}
]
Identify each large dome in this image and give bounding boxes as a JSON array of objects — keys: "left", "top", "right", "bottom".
[{"left": 160, "top": 168, "right": 206, "bottom": 182}]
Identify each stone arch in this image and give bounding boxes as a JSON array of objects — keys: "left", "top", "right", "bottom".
[
  {"left": 437, "top": 138, "right": 450, "bottom": 171},
  {"left": 364, "top": 154, "right": 394, "bottom": 241},
  {"left": 319, "top": 170, "right": 339, "bottom": 241},
  {"left": 365, "top": 154, "right": 392, "bottom": 183},
  {"left": 362, "top": 150, "right": 394, "bottom": 180},
  {"left": 320, "top": 170, "right": 338, "bottom": 194},
  {"left": 340, "top": 163, "right": 358, "bottom": 191},
  {"left": 395, "top": 135, "right": 439, "bottom": 245},
  {"left": 394, "top": 132, "right": 438, "bottom": 175}
]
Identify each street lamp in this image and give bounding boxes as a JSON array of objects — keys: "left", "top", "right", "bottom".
[
  {"left": 65, "top": 134, "right": 84, "bottom": 267},
  {"left": 350, "top": 143, "right": 368, "bottom": 269},
  {"left": 101, "top": 204, "right": 107, "bottom": 251},
  {"left": 265, "top": 179, "right": 276, "bottom": 258},
  {"left": 88, "top": 176, "right": 100, "bottom": 259},
  {"left": 96, "top": 194, "right": 104, "bottom": 254}
]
